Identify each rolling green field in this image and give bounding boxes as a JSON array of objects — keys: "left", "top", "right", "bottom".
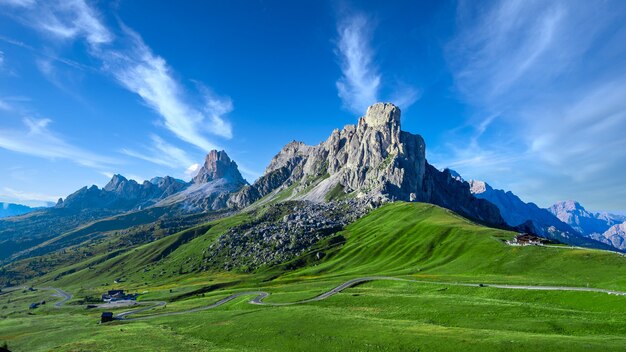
[{"left": 1, "top": 202, "right": 626, "bottom": 351}]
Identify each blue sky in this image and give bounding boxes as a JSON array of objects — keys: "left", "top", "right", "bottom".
[{"left": 0, "top": 0, "right": 625, "bottom": 212}]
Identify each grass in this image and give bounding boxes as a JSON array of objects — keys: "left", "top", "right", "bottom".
[{"left": 2, "top": 202, "right": 626, "bottom": 351}]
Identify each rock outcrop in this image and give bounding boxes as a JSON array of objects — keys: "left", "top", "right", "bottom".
[
  {"left": 158, "top": 150, "right": 247, "bottom": 212},
  {"left": 591, "top": 222, "right": 626, "bottom": 250},
  {"left": 193, "top": 150, "right": 246, "bottom": 185},
  {"left": 229, "top": 102, "right": 506, "bottom": 227}
]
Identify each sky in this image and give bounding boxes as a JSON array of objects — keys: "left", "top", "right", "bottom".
[{"left": 0, "top": 0, "right": 625, "bottom": 212}]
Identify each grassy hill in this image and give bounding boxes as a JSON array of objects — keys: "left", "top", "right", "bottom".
[{"left": 1, "top": 202, "right": 626, "bottom": 351}]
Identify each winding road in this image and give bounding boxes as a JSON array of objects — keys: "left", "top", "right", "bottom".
[
  {"left": 14, "top": 276, "right": 624, "bottom": 322},
  {"left": 109, "top": 276, "right": 626, "bottom": 322},
  {"left": 47, "top": 287, "right": 73, "bottom": 308}
]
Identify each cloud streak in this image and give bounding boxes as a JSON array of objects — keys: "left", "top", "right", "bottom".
[
  {"left": 4, "top": 0, "right": 233, "bottom": 154},
  {"left": 440, "top": 0, "right": 626, "bottom": 210},
  {"left": 0, "top": 117, "right": 117, "bottom": 168},
  {"left": 121, "top": 134, "right": 195, "bottom": 170},
  {"left": 336, "top": 14, "right": 380, "bottom": 114},
  {"left": 335, "top": 13, "right": 419, "bottom": 114},
  {"left": 101, "top": 26, "right": 232, "bottom": 150},
  {"left": 0, "top": 187, "right": 60, "bottom": 206}
]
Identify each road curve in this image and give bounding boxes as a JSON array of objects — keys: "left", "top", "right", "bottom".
[
  {"left": 114, "top": 276, "right": 626, "bottom": 322},
  {"left": 50, "top": 287, "right": 73, "bottom": 308}
]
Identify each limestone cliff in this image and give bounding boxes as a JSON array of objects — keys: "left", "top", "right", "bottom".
[{"left": 229, "top": 103, "right": 506, "bottom": 227}]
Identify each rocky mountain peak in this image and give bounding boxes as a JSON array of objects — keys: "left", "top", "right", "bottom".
[
  {"left": 363, "top": 102, "right": 401, "bottom": 128},
  {"left": 193, "top": 150, "right": 246, "bottom": 185},
  {"left": 228, "top": 102, "right": 506, "bottom": 227},
  {"left": 103, "top": 174, "right": 130, "bottom": 192}
]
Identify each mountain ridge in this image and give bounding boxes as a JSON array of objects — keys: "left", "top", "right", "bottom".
[{"left": 228, "top": 103, "right": 506, "bottom": 227}]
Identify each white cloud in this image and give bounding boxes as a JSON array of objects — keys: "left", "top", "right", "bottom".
[
  {"left": 185, "top": 163, "right": 200, "bottom": 177},
  {"left": 101, "top": 27, "right": 232, "bottom": 150},
  {"left": 4, "top": 0, "right": 232, "bottom": 153},
  {"left": 1, "top": 187, "right": 60, "bottom": 205},
  {"left": 0, "top": 117, "right": 117, "bottom": 169},
  {"left": 336, "top": 14, "right": 380, "bottom": 114},
  {"left": 335, "top": 13, "right": 419, "bottom": 114},
  {"left": 122, "top": 134, "right": 196, "bottom": 171},
  {"left": 441, "top": 0, "right": 626, "bottom": 210},
  {"left": 0, "top": 0, "right": 35, "bottom": 7},
  {"left": 34, "top": 0, "right": 112, "bottom": 46}
]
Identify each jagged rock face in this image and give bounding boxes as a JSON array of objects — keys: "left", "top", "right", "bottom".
[
  {"left": 159, "top": 150, "right": 247, "bottom": 212},
  {"left": 592, "top": 222, "right": 626, "bottom": 250},
  {"left": 421, "top": 166, "right": 506, "bottom": 226},
  {"left": 467, "top": 179, "right": 608, "bottom": 248},
  {"left": 548, "top": 200, "right": 613, "bottom": 235},
  {"left": 229, "top": 102, "right": 506, "bottom": 227},
  {"left": 193, "top": 150, "right": 246, "bottom": 185},
  {"left": 468, "top": 179, "right": 573, "bottom": 230},
  {"left": 231, "top": 103, "right": 426, "bottom": 203}
]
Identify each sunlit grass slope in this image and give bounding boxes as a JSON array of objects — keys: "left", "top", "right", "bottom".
[{"left": 285, "top": 202, "right": 626, "bottom": 289}]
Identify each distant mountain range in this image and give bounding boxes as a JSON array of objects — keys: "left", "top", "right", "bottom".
[
  {"left": 0, "top": 102, "right": 624, "bottom": 273},
  {"left": 548, "top": 200, "right": 626, "bottom": 250},
  {"left": 0, "top": 203, "right": 39, "bottom": 219},
  {"left": 467, "top": 179, "right": 624, "bottom": 251},
  {"left": 0, "top": 150, "right": 247, "bottom": 264}
]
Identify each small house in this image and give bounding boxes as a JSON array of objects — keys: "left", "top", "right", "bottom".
[
  {"left": 102, "top": 290, "right": 126, "bottom": 302},
  {"left": 101, "top": 312, "right": 114, "bottom": 323},
  {"left": 509, "top": 233, "right": 544, "bottom": 246}
]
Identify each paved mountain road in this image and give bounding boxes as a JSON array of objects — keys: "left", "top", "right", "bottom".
[
  {"left": 111, "top": 276, "right": 626, "bottom": 321},
  {"left": 21, "top": 277, "right": 624, "bottom": 321},
  {"left": 48, "top": 287, "right": 73, "bottom": 308}
]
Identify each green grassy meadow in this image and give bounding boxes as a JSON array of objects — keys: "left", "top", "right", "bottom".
[{"left": 1, "top": 202, "right": 626, "bottom": 351}]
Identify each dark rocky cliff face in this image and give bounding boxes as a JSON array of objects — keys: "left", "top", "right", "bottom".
[{"left": 228, "top": 102, "right": 506, "bottom": 227}]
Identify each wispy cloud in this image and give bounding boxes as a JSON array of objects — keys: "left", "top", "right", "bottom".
[
  {"left": 3, "top": 0, "right": 232, "bottom": 154},
  {"left": 0, "top": 0, "right": 35, "bottom": 7},
  {"left": 100, "top": 26, "right": 232, "bottom": 150},
  {"left": 335, "top": 12, "right": 419, "bottom": 114},
  {"left": 440, "top": 0, "right": 626, "bottom": 209},
  {"left": 122, "top": 134, "right": 195, "bottom": 170},
  {"left": 0, "top": 117, "right": 117, "bottom": 168},
  {"left": 0, "top": 187, "right": 60, "bottom": 206},
  {"left": 336, "top": 14, "right": 380, "bottom": 114}
]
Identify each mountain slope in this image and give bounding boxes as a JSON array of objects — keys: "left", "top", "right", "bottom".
[
  {"left": 286, "top": 202, "right": 626, "bottom": 288},
  {"left": 29, "top": 202, "right": 626, "bottom": 292},
  {"left": 467, "top": 180, "right": 614, "bottom": 250},
  {"left": 0, "top": 150, "right": 246, "bottom": 265},
  {"left": 229, "top": 103, "right": 505, "bottom": 227}
]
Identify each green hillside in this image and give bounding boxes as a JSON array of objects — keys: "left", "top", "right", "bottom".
[
  {"left": 2, "top": 202, "right": 626, "bottom": 351},
  {"left": 285, "top": 203, "right": 626, "bottom": 289}
]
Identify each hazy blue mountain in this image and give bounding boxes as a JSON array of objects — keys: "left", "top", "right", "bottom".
[
  {"left": 591, "top": 221, "right": 626, "bottom": 250},
  {"left": 547, "top": 200, "right": 621, "bottom": 235},
  {"left": 467, "top": 180, "right": 616, "bottom": 251},
  {"left": 0, "top": 203, "right": 37, "bottom": 218}
]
